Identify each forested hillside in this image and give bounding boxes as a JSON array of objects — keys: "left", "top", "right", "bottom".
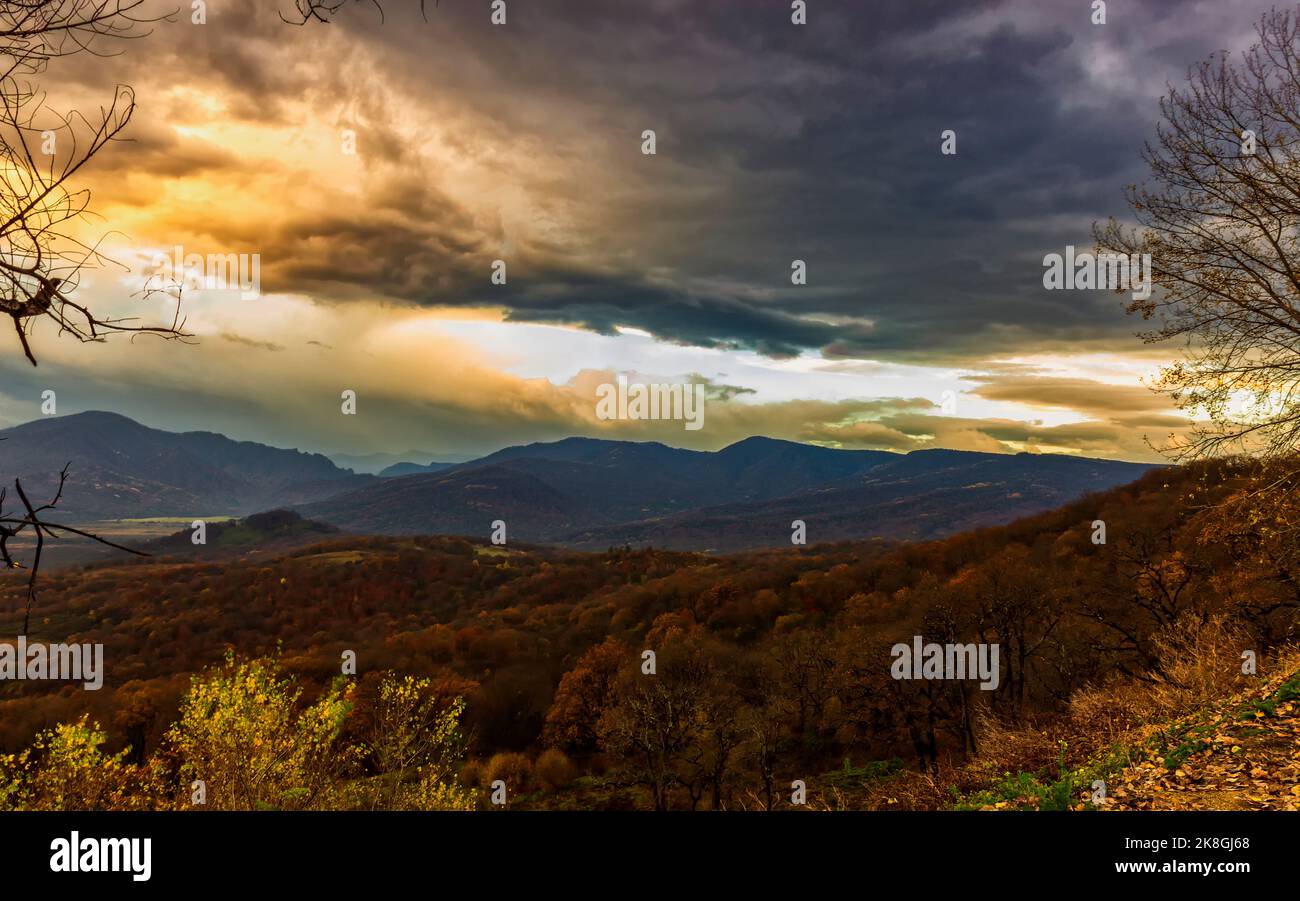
[{"left": 1, "top": 458, "right": 1296, "bottom": 810}]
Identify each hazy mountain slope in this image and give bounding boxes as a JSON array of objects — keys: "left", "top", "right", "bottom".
[
  {"left": 299, "top": 436, "right": 1157, "bottom": 550},
  {"left": 562, "top": 451, "right": 1159, "bottom": 551},
  {"left": 0, "top": 411, "right": 369, "bottom": 519},
  {"left": 297, "top": 463, "right": 600, "bottom": 538},
  {"left": 0, "top": 413, "right": 1158, "bottom": 549},
  {"left": 377, "top": 461, "right": 456, "bottom": 477}
]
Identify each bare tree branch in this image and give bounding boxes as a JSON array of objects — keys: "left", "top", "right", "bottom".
[
  {"left": 0, "top": 1, "right": 189, "bottom": 366},
  {"left": 1096, "top": 9, "right": 1300, "bottom": 464},
  {"left": 279, "top": 0, "right": 436, "bottom": 27},
  {"left": 0, "top": 462, "right": 149, "bottom": 634}
]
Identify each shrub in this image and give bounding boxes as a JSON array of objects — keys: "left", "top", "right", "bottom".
[
  {"left": 1146, "top": 613, "right": 1254, "bottom": 714},
  {"left": 484, "top": 751, "right": 532, "bottom": 794},
  {"left": 351, "top": 673, "right": 473, "bottom": 810},
  {"left": 166, "top": 652, "right": 354, "bottom": 810},
  {"left": 0, "top": 715, "right": 169, "bottom": 811},
  {"left": 459, "top": 758, "right": 484, "bottom": 789},
  {"left": 534, "top": 748, "right": 576, "bottom": 791}
]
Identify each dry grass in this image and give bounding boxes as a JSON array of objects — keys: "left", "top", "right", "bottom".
[{"left": 867, "top": 616, "right": 1296, "bottom": 810}]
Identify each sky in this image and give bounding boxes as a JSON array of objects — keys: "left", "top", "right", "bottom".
[{"left": 0, "top": 0, "right": 1280, "bottom": 464}]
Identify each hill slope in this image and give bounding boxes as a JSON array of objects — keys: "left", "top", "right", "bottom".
[
  {"left": 0, "top": 413, "right": 1159, "bottom": 551},
  {"left": 0, "top": 411, "right": 372, "bottom": 519},
  {"left": 301, "top": 436, "right": 1157, "bottom": 550},
  {"left": 2, "top": 459, "right": 1294, "bottom": 813},
  {"left": 1101, "top": 663, "right": 1300, "bottom": 811}
]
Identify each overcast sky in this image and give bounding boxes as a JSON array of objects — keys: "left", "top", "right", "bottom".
[{"left": 0, "top": 0, "right": 1280, "bottom": 463}]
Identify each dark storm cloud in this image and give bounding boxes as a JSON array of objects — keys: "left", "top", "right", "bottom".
[
  {"left": 85, "top": 118, "right": 244, "bottom": 181},
  {"left": 490, "top": 269, "right": 873, "bottom": 358},
  {"left": 63, "top": 0, "right": 1279, "bottom": 363},
  {"left": 288, "top": 0, "right": 1275, "bottom": 363}
]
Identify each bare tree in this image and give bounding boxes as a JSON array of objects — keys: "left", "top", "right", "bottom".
[
  {"left": 280, "top": 0, "right": 436, "bottom": 26},
  {"left": 0, "top": 0, "right": 188, "bottom": 365},
  {"left": 0, "top": 1, "right": 403, "bottom": 632},
  {"left": 0, "top": 464, "right": 146, "bottom": 634},
  {"left": 596, "top": 642, "right": 712, "bottom": 811},
  {"left": 1095, "top": 8, "right": 1300, "bottom": 462},
  {"left": 0, "top": 2, "right": 179, "bottom": 632},
  {"left": 0, "top": 0, "right": 151, "bottom": 75},
  {"left": 771, "top": 628, "right": 835, "bottom": 735}
]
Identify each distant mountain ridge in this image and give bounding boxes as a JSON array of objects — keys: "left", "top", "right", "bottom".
[
  {"left": 561, "top": 448, "right": 1156, "bottom": 551},
  {"left": 0, "top": 411, "right": 373, "bottom": 520},
  {"left": 328, "top": 449, "right": 470, "bottom": 474},
  {"left": 0, "top": 412, "right": 1161, "bottom": 550},
  {"left": 377, "top": 461, "right": 456, "bottom": 477},
  {"left": 298, "top": 435, "right": 1161, "bottom": 552}
]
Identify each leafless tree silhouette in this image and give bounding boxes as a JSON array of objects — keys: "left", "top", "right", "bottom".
[
  {"left": 0, "top": 2, "right": 390, "bottom": 631},
  {"left": 280, "top": 0, "right": 436, "bottom": 27},
  {"left": 0, "top": 462, "right": 146, "bottom": 633},
  {"left": 0, "top": 0, "right": 189, "bottom": 366},
  {"left": 1096, "top": 8, "right": 1300, "bottom": 464},
  {"left": 0, "top": 2, "right": 181, "bottom": 631}
]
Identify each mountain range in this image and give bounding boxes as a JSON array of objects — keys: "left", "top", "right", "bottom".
[
  {"left": 0, "top": 411, "right": 1160, "bottom": 552},
  {"left": 297, "top": 436, "right": 1159, "bottom": 551},
  {"left": 0, "top": 411, "right": 372, "bottom": 519}
]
